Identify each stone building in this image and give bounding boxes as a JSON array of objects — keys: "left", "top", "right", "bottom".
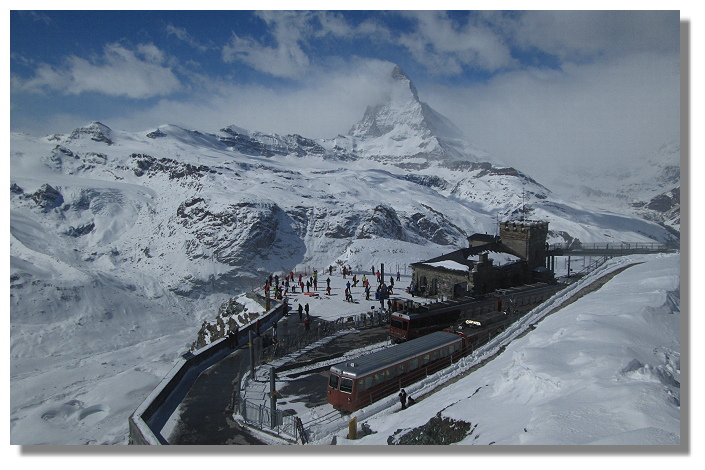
[
  {"left": 410, "top": 220, "right": 551, "bottom": 299},
  {"left": 499, "top": 220, "right": 549, "bottom": 269}
]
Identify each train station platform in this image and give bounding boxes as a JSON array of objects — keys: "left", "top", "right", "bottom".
[{"left": 163, "top": 312, "right": 390, "bottom": 444}]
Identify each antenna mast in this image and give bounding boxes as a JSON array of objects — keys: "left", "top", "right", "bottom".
[{"left": 521, "top": 185, "right": 526, "bottom": 222}]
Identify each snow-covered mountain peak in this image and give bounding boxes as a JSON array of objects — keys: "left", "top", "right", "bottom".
[
  {"left": 64, "top": 121, "right": 114, "bottom": 146},
  {"left": 347, "top": 64, "right": 489, "bottom": 164},
  {"left": 389, "top": 64, "right": 419, "bottom": 104}
]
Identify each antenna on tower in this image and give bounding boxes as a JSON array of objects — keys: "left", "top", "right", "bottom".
[{"left": 521, "top": 185, "right": 526, "bottom": 222}]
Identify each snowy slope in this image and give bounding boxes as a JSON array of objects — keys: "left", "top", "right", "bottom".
[
  {"left": 9, "top": 64, "right": 679, "bottom": 445},
  {"left": 551, "top": 141, "right": 681, "bottom": 234},
  {"left": 316, "top": 253, "right": 680, "bottom": 445}
]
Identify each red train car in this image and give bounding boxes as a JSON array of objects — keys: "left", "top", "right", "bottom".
[
  {"left": 389, "top": 296, "right": 498, "bottom": 343},
  {"left": 389, "top": 283, "right": 562, "bottom": 343},
  {"left": 326, "top": 331, "right": 466, "bottom": 412}
]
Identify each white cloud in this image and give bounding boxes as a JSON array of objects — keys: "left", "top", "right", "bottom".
[
  {"left": 222, "top": 11, "right": 312, "bottom": 78},
  {"left": 396, "top": 11, "right": 516, "bottom": 74},
  {"left": 220, "top": 11, "right": 517, "bottom": 78},
  {"left": 14, "top": 42, "right": 182, "bottom": 99},
  {"left": 510, "top": 11, "right": 681, "bottom": 62},
  {"left": 424, "top": 52, "right": 680, "bottom": 186},
  {"left": 109, "top": 58, "right": 396, "bottom": 138},
  {"left": 166, "top": 24, "right": 211, "bottom": 52}
]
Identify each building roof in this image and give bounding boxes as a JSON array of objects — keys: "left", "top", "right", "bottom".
[
  {"left": 412, "top": 245, "right": 524, "bottom": 273},
  {"left": 468, "top": 233, "right": 499, "bottom": 242},
  {"left": 468, "top": 251, "right": 521, "bottom": 266}
]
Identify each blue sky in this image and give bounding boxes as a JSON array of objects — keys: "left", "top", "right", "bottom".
[{"left": 9, "top": 8, "right": 682, "bottom": 178}]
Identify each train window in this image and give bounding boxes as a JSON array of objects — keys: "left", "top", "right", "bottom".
[
  {"left": 358, "top": 378, "right": 366, "bottom": 392},
  {"left": 398, "top": 363, "right": 407, "bottom": 375},
  {"left": 431, "top": 351, "right": 439, "bottom": 362},
  {"left": 440, "top": 347, "right": 449, "bottom": 358},
  {"left": 409, "top": 359, "right": 419, "bottom": 371},
  {"left": 387, "top": 367, "right": 397, "bottom": 380},
  {"left": 422, "top": 354, "right": 430, "bottom": 366},
  {"left": 340, "top": 377, "right": 353, "bottom": 394},
  {"left": 365, "top": 376, "right": 374, "bottom": 390},
  {"left": 391, "top": 318, "right": 403, "bottom": 329},
  {"left": 403, "top": 321, "right": 409, "bottom": 330},
  {"left": 374, "top": 372, "right": 384, "bottom": 386},
  {"left": 329, "top": 374, "right": 339, "bottom": 390}
]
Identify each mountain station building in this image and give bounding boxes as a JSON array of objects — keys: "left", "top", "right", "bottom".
[{"left": 411, "top": 220, "right": 553, "bottom": 299}]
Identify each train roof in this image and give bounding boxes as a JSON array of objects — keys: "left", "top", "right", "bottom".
[
  {"left": 494, "top": 282, "right": 561, "bottom": 297},
  {"left": 329, "top": 331, "right": 463, "bottom": 379},
  {"left": 393, "top": 296, "right": 496, "bottom": 320}
]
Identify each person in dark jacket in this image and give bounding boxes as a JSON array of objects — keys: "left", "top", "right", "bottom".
[{"left": 399, "top": 389, "right": 407, "bottom": 410}]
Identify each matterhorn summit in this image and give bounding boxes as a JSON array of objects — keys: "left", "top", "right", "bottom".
[{"left": 346, "top": 64, "right": 491, "bottom": 164}]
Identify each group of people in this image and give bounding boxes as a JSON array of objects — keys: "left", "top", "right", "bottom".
[
  {"left": 296, "top": 302, "right": 312, "bottom": 330},
  {"left": 264, "top": 271, "right": 323, "bottom": 299},
  {"left": 257, "top": 264, "right": 409, "bottom": 335}
]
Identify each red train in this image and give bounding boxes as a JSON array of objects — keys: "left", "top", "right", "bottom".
[
  {"left": 327, "top": 331, "right": 466, "bottom": 412},
  {"left": 389, "top": 282, "right": 562, "bottom": 343},
  {"left": 326, "top": 282, "right": 564, "bottom": 412},
  {"left": 326, "top": 311, "right": 515, "bottom": 412}
]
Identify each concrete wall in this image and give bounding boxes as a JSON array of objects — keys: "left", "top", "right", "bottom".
[{"left": 128, "top": 301, "right": 286, "bottom": 445}]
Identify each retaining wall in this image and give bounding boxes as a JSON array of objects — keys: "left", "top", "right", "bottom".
[{"left": 128, "top": 301, "right": 286, "bottom": 445}]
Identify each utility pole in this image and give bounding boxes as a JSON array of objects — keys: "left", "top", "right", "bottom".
[
  {"left": 269, "top": 366, "right": 278, "bottom": 429},
  {"left": 249, "top": 330, "right": 255, "bottom": 379}
]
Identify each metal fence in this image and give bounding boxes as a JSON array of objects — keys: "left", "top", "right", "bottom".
[
  {"left": 548, "top": 241, "right": 677, "bottom": 253},
  {"left": 236, "top": 310, "right": 390, "bottom": 443},
  {"left": 238, "top": 398, "right": 304, "bottom": 443},
  {"left": 259, "top": 311, "right": 390, "bottom": 364}
]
